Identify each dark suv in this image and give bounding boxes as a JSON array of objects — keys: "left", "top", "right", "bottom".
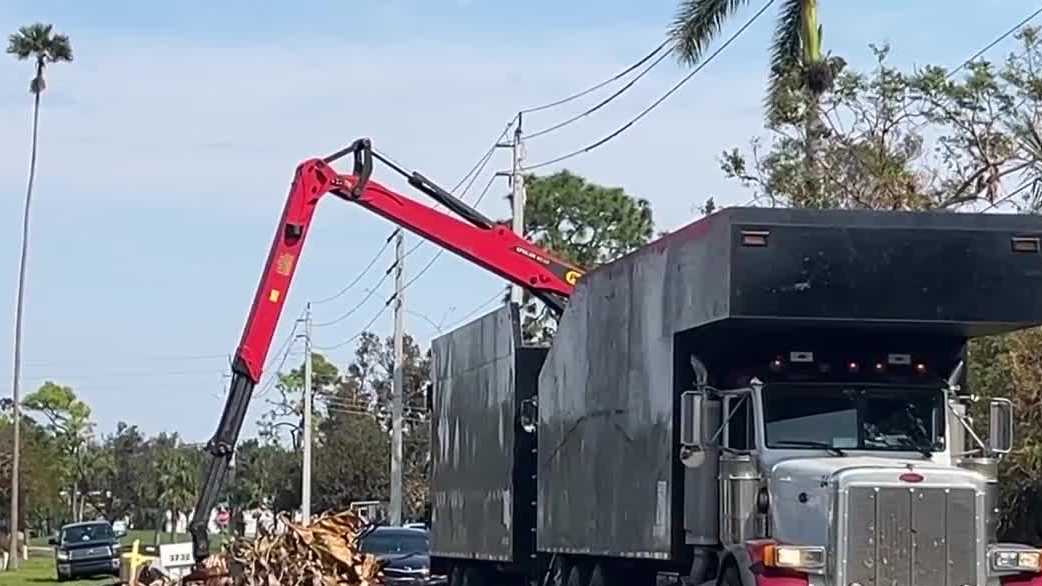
[{"left": 49, "top": 520, "right": 123, "bottom": 581}]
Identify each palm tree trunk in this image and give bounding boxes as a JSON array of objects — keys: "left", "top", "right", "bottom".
[
  {"left": 804, "top": 93, "right": 823, "bottom": 205},
  {"left": 8, "top": 71, "right": 42, "bottom": 572}
]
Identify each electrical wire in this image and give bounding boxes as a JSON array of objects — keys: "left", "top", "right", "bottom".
[
  {"left": 314, "top": 303, "right": 391, "bottom": 352},
  {"left": 313, "top": 124, "right": 507, "bottom": 323},
  {"left": 311, "top": 230, "right": 398, "bottom": 305},
  {"left": 524, "top": 47, "right": 672, "bottom": 140},
  {"left": 947, "top": 5, "right": 1042, "bottom": 79},
  {"left": 520, "top": 40, "right": 671, "bottom": 114},
  {"left": 394, "top": 174, "right": 500, "bottom": 297},
  {"left": 456, "top": 288, "right": 508, "bottom": 325},
  {"left": 450, "top": 120, "right": 516, "bottom": 193},
  {"left": 522, "top": 0, "right": 775, "bottom": 172},
  {"left": 313, "top": 268, "right": 392, "bottom": 327},
  {"left": 255, "top": 334, "right": 301, "bottom": 396}
]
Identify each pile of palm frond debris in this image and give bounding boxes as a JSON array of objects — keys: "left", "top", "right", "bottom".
[{"left": 140, "top": 510, "right": 383, "bottom": 586}]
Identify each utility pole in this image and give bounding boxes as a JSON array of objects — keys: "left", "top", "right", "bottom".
[
  {"left": 509, "top": 114, "right": 527, "bottom": 306},
  {"left": 301, "top": 304, "right": 313, "bottom": 526},
  {"left": 390, "top": 232, "right": 405, "bottom": 526}
]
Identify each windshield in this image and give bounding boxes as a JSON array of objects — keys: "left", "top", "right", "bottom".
[
  {"left": 763, "top": 385, "right": 944, "bottom": 452},
  {"left": 61, "top": 523, "right": 114, "bottom": 543},
  {"left": 360, "top": 531, "right": 429, "bottom": 555}
]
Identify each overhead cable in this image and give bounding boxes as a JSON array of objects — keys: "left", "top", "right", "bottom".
[
  {"left": 393, "top": 174, "right": 499, "bottom": 297},
  {"left": 524, "top": 48, "right": 672, "bottom": 140},
  {"left": 947, "top": 5, "right": 1042, "bottom": 79},
  {"left": 522, "top": 0, "right": 775, "bottom": 172},
  {"left": 520, "top": 39, "right": 671, "bottom": 114},
  {"left": 312, "top": 230, "right": 398, "bottom": 305},
  {"left": 313, "top": 303, "right": 390, "bottom": 352},
  {"left": 313, "top": 268, "right": 391, "bottom": 328}
]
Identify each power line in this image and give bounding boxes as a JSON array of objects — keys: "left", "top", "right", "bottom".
[
  {"left": 314, "top": 127, "right": 507, "bottom": 321},
  {"left": 450, "top": 120, "right": 516, "bottom": 193},
  {"left": 256, "top": 333, "right": 301, "bottom": 397},
  {"left": 394, "top": 175, "right": 500, "bottom": 296},
  {"left": 522, "top": 0, "right": 775, "bottom": 172},
  {"left": 313, "top": 268, "right": 392, "bottom": 327},
  {"left": 948, "top": 5, "right": 1042, "bottom": 79},
  {"left": 520, "top": 40, "right": 671, "bottom": 114},
  {"left": 313, "top": 303, "right": 391, "bottom": 352},
  {"left": 312, "top": 230, "right": 397, "bottom": 305},
  {"left": 523, "top": 47, "right": 672, "bottom": 140}
]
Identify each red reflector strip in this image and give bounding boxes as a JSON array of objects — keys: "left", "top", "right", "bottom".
[{"left": 899, "top": 472, "right": 924, "bottom": 483}]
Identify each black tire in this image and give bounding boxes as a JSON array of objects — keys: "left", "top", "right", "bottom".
[{"left": 717, "top": 563, "right": 742, "bottom": 586}]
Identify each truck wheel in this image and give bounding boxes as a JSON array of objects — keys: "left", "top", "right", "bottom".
[{"left": 717, "top": 563, "right": 742, "bottom": 586}]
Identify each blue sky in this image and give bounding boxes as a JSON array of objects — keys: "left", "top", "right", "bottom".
[{"left": 0, "top": 0, "right": 1037, "bottom": 442}]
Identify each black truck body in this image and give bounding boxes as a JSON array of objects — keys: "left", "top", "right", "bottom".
[{"left": 429, "top": 207, "right": 1042, "bottom": 577}]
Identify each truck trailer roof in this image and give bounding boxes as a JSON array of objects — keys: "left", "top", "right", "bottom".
[{"left": 587, "top": 206, "right": 1042, "bottom": 338}]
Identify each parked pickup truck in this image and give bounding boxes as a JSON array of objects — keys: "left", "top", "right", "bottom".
[{"left": 49, "top": 520, "right": 124, "bottom": 581}]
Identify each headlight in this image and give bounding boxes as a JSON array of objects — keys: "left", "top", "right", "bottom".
[
  {"left": 991, "top": 548, "right": 1042, "bottom": 573},
  {"left": 764, "top": 544, "right": 827, "bottom": 571},
  {"left": 56, "top": 550, "right": 69, "bottom": 561}
]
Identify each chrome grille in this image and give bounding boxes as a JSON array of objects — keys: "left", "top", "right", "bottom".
[
  {"left": 845, "top": 486, "right": 977, "bottom": 586},
  {"left": 69, "top": 546, "right": 110, "bottom": 560}
]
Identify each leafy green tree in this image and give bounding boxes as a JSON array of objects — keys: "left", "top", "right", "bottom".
[
  {"left": 0, "top": 411, "right": 64, "bottom": 534},
  {"left": 22, "top": 382, "right": 93, "bottom": 521},
  {"left": 259, "top": 353, "right": 340, "bottom": 449},
  {"left": 670, "top": 0, "right": 843, "bottom": 199},
  {"left": 518, "top": 170, "right": 654, "bottom": 340},
  {"left": 722, "top": 34, "right": 1042, "bottom": 212},
  {"left": 313, "top": 409, "right": 390, "bottom": 513},
  {"left": 227, "top": 439, "right": 298, "bottom": 513},
  {"left": 94, "top": 423, "right": 149, "bottom": 522},
  {"left": 154, "top": 443, "right": 196, "bottom": 540}
]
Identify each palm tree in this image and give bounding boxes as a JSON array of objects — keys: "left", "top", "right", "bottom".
[
  {"left": 6, "top": 22, "right": 72, "bottom": 570},
  {"left": 669, "top": 0, "right": 841, "bottom": 202}
]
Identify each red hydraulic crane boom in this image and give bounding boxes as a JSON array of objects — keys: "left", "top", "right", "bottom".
[{"left": 188, "top": 139, "right": 583, "bottom": 564}]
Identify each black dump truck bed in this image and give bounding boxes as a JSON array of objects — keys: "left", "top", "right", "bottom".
[
  {"left": 429, "top": 304, "right": 544, "bottom": 563},
  {"left": 536, "top": 207, "right": 1042, "bottom": 560},
  {"left": 430, "top": 207, "right": 1042, "bottom": 564}
]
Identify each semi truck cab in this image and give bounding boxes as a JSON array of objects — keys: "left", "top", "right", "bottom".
[{"left": 681, "top": 346, "right": 1034, "bottom": 586}]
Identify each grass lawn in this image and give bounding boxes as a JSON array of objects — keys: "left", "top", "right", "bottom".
[{"left": 0, "top": 555, "right": 113, "bottom": 586}]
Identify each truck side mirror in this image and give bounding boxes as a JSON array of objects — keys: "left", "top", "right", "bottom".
[
  {"left": 680, "top": 391, "right": 704, "bottom": 447},
  {"left": 989, "top": 398, "right": 1014, "bottom": 455},
  {"left": 520, "top": 397, "right": 537, "bottom": 434},
  {"left": 48, "top": 536, "right": 58, "bottom": 546}
]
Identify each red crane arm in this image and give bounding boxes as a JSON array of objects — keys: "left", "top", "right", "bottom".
[
  {"left": 189, "top": 139, "right": 581, "bottom": 566},
  {"left": 236, "top": 139, "right": 582, "bottom": 383}
]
